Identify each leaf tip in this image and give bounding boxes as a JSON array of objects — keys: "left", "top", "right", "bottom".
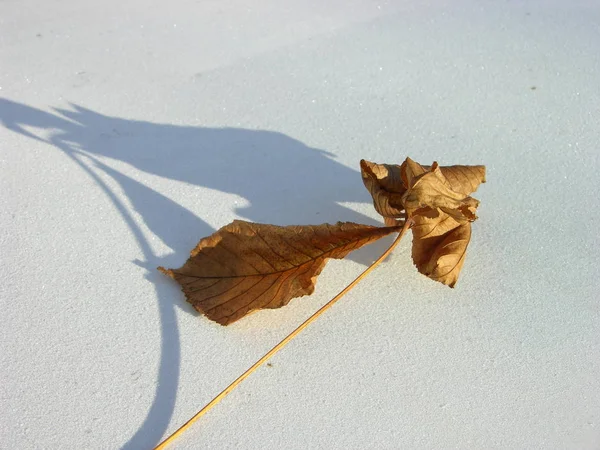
[
  {"left": 158, "top": 266, "right": 175, "bottom": 279},
  {"left": 359, "top": 159, "right": 374, "bottom": 176}
]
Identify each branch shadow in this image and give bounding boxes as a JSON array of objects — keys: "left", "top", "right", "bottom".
[{"left": 0, "top": 98, "right": 387, "bottom": 448}]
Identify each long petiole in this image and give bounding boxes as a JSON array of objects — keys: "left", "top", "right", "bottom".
[{"left": 154, "top": 218, "right": 412, "bottom": 449}]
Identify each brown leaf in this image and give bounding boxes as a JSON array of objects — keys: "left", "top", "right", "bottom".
[
  {"left": 361, "top": 157, "right": 486, "bottom": 222},
  {"left": 423, "top": 223, "right": 471, "bottom": 287},
  {"left": 360, "top": 159, "right": 406, "bottom": 219},
  {"left": 402, "top": 162, "right": 480, "bottom": 223},
  {"left": 360, "top": 157, "right": 485, "bottom": 287},
  {"left": 159, "top": 220, "right": 401, "bottom": 325},
  {"left": 432, "top": 163, "right": 486, "bottom": 196},
  {"left": 411, "top": 209, "right": 471, "bottom": 287},
  {"left": 402, "top": 157, "right": 486, "bottom": 196}
]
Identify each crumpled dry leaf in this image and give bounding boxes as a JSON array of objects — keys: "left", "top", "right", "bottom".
[
  {"left": 159, "top": 220, "right": 401, "bottom": 325},
  {"left": 360, "top": 160, "right": 407, "bottom": 219},
  {"left": 361, "top": 157, "right": 485, "bottom": 287}
]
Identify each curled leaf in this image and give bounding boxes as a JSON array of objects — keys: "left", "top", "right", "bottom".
[
  {"left": 401, "top": 162, "right": 479, "bottom": 223},
  {"left": 360, "top": 160, "right": 407, "bottom": 219},
  {"left": 411, "top": 210, "right": 471, "bottom": 287},
  {"left": 360, "top": 157, "right": 485, "bottom": 287},
  {"left": 402, "top": 157, "right": 486, "bottom": 196},
  {"left": 159, "top": 220, "right": 401, "bottom": 325}
]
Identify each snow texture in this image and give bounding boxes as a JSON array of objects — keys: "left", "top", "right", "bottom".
[{"left": 1, "top": 0, "right": 599, "bottom": 448}]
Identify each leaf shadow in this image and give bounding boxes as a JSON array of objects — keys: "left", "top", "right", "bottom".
[{"left": 0, "top": 98, "right": 389, "bottom": 448}]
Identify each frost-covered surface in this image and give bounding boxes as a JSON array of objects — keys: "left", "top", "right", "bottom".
[{"left": 1, "top": 1, "right": 599, "bottom": 448}]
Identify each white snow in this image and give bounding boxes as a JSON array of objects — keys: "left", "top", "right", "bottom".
[{"left": 1, "top": 0, "right": 599, "bottom": 448}]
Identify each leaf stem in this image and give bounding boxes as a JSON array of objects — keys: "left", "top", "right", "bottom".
[{"left": 153, "top": 219, "right": 412, "bottom": 450}]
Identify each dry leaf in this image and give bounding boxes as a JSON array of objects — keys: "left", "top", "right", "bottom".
[
  {"left": 411, "top": 211, "right": 471, "bottom": 287},
  {"left": 154, "top": 157, "right": 486, "bottom": 447},
  {"left": 360, "top": 160, "right": 407, "bottom": 219},
  {"left": 361, "top": 157, "right": 485, "bottom": 287},
  {"left": 160, "top": 157, "right": 485, "bottom": 326},
  {"left": 159, "top": 220, "right": 401, "bottom": 325}
]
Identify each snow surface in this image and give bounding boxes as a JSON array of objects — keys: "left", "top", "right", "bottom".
[{"left": 2, "top": 0, "right": 600, "bottom": 448}]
